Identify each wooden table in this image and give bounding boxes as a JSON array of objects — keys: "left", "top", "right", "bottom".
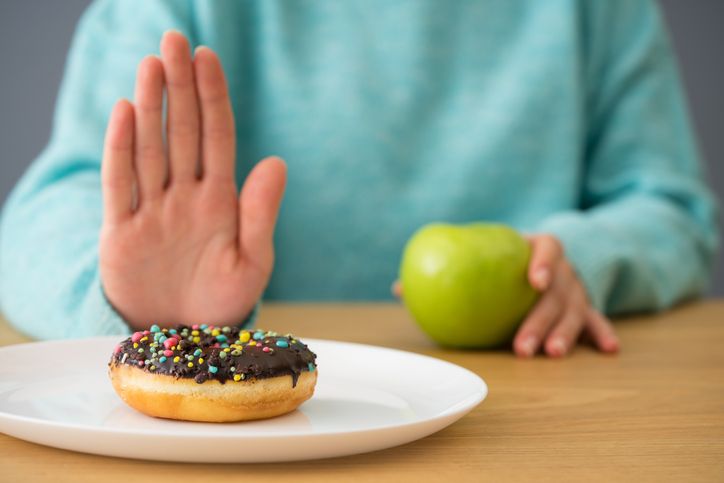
[{"left": 1, "top": 302, "right": 723, "bottom": 482}]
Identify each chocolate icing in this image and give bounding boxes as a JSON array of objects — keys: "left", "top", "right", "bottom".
[{"left": 109, "top": 325, "right": 317, "bottom": 387}]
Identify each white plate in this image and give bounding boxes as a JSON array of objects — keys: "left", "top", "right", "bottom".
[{"left": 0, "top": 336, "right": 486, "bottom": 462}]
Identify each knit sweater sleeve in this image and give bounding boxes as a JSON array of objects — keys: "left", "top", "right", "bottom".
[{"left": 536, "top": 0, "right": 719, "bottom": 314}]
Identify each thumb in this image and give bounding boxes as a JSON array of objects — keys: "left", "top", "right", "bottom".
[
  {"left": 239, "top": 156, "right": 287, "bottom": 271},
  {"left": 526, "top": 234, "right": 564, "bottom": 291}
]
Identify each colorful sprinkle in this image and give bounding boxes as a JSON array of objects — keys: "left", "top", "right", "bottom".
[{"left": 117, "top": 325, "right": 316, "bottom": 387}]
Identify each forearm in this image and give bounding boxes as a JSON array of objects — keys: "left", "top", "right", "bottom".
[{"left": 547, "top": 1, "right": 721, "bottom": 314}]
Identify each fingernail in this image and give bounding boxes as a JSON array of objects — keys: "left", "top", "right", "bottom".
[
  {"left": 517, "top": 336, "right": 537, "bottom": 357},
  {"left": 534, "top": 268, "right": 550, "bottom": 290},
  {"left": 605, "top": 337, "right": 620, "bottom": 353},
  {"left": 548, "top": 338, "right": 567, "bottom": 357},
  {"left": 194, "top": 45, "right": 209, "bottom": 54}
]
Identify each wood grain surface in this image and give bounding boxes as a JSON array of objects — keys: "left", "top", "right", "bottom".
[{"left": 1, "top": 301, "right": 723, "bottom": 482}]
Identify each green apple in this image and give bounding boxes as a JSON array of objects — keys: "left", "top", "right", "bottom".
[{"left": 400, "top": 223, "right": 538, "bottom": 348}]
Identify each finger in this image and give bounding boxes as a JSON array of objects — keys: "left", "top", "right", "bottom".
[
  {"left": 193, "top": 46, "right": 235, "bottom": 183},
  {"left": 102, "top": 100, "right": 136, "bottom": 225},
  {"left": 391, "top": 280, "right": 402, "bottom": 298},
  {"left": 544, "top": 300, "right": 587, "bottom": 357},
  {"left": 527, "top": 234, "right": 564, "bottom": 291},
  {"left": 585, "top": 308, "right": 620, "bottom": 353},
  {"left": 160, "top": 30, "right": 200, "bottom": 184},
  {"left": 239, "top": 156, "right": 288, "bottom": 272},
  {"left": 513, "top": 288, "right": 564, "bottom": 357},
  {"left": 134, "top": 55, "right": 166, "bottom": 203}
]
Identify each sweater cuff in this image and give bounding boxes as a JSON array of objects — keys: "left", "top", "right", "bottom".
[
  {"left": 76, "top": 279, "right": 134, "bottom": 337},
  {"left": 535, "top": 212, "right": 616, "bottom": 313}
]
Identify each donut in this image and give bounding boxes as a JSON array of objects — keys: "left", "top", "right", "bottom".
[{"left": 108, "top": 324, "right": 317, "bottom": 422}]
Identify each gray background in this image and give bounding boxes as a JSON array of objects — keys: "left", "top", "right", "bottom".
[{"left": 1, "top": 0, "right": 722, "bottom": 296}]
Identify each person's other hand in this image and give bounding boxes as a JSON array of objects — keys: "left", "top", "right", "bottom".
[
  {"left": 100, "top": 31, "right": 286, "bottom": 329},
  {"left": 512, "top": 234, "right": 619, "bottom": 357},
  {"left": 391, "top": 234, "right": 619, "bottom": 357}
]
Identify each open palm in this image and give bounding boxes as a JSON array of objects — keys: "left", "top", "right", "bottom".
[{"left": 99, "top": 32, "right": 285, "bottom": 329}]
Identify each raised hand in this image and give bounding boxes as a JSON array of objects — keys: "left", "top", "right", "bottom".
[{"left": 99, "top": 31, "right": 286, "bottom": 329}]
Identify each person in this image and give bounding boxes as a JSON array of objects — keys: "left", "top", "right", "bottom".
[{"left": 0, "top": 0, "right": 718, "bottom": 358}]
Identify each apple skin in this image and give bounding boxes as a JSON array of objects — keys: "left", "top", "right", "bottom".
[{"left": 400, "top": 223, "right": 539, "bottom": 348}]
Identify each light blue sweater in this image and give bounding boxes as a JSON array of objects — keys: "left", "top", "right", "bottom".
[{"left": 0, "top": 0, "right": 719, "bottom": 339}]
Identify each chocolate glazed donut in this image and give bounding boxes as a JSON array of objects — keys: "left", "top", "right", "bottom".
[{"left": 109, "top": 325, "right": 317, "bottom": 422}]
